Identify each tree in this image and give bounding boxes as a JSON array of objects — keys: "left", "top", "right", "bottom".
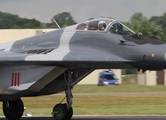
[
  {"left": 149, "top": 12, "right": 166, "bottom": 31},
  {"left": 130, "top": 12, "right": 145, "bottom": 23},
  {"left": 51, "top": 12, "right": 77, "bottom": 28},
  {"left": 0, "top": 11, "right": 19, "bottom": 29},
  {"left": 0, "top": 11, "right": 42, "bottom": 29},
  {"left": 125, "top": 13, "right": 166, "bottom": 41},
  {"left": 12, "top": 18, "right": 41, "bottom": 28}
]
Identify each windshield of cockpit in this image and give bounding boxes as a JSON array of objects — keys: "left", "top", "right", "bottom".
[
  {"left": 76, "top": 19, "right": 135, "bottom": 35},
  {"left": 109, "top": 21, "right": 135, "bottom": 35},
  {"left": 76, "top": 19, "right": 111, "bottom": 31}
]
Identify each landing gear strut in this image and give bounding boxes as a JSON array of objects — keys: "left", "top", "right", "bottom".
[
  {"left": 52, "top": 71, "right": 73, "bottom": 120},
  {"left": 2, "top": 98, "right": 24, "bottom": 120}
]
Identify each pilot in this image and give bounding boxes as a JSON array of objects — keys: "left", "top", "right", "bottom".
[
  {"left": 110, "top": 23, "right": 123, "bottom": 34},
  {"left": 88, "top": 21, "right": 98, "bottom": 30},
  {"left": 110, "top": 25, "right": 117, "bottom": 34},
  {"left": 98, "top": 21, "right": 106, "bottom": 30}
]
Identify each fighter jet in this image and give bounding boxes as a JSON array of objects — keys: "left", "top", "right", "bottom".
[{"left": 0, "top": 18, "right": 165, "bottom": 120}]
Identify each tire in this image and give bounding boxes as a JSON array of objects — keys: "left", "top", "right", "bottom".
[
  {"left": 52, "top": 103, "right": 67, "bottom": 120},
  {"left": 65, "top": 106, "right": 73, "bottom": 120},
  {"left": 3, "top": 99, "right": 24, "bottom": 120},
  {"left": 63, "top": 104, "right": 73, "bottom": 120}
]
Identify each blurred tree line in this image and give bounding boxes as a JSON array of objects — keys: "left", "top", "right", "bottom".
[
  {"left": 0, "top": 11, "right": 76, "bottom": 29},
  {"left": 0, "top": 11, "right": 41, "bottom": 29},
  {"left": 1, "top": 11, "right": 166, "bottom": 41},
  {"left": 125, "top": 12, "right": 166, "bottom": 41}
]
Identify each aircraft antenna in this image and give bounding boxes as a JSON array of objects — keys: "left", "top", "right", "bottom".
[{"left": 53, "top": 18, "right": 61, "bottom": 29}]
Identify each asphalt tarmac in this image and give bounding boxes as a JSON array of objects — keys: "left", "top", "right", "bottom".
[{"left": 1, "top": 116, "right": 166, "bottom": 120}]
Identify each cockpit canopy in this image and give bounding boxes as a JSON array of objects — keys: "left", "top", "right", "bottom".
[{"left": 76, "top": 18, "right": 135, "bottom": 35}]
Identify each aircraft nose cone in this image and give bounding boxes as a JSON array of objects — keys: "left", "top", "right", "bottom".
[{"left": 164, "top": 52, "right": 166, "bottom": 61}]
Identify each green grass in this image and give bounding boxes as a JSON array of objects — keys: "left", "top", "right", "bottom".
[
  {"left": 73, "top": 84, "right": 166, "bottom": 93},
  {"left": 1, "top": 84, "right": 166, "bottom": 116},
  {"left": 21, "top": 94, "right": 166, "bottom": 115}
]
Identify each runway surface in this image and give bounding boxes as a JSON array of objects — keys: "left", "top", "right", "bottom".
[{"left": 1, "top": 116, "right": 166, "bottom": 120}]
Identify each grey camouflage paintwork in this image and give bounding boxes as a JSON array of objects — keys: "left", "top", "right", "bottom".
[{"left": 0, "top": 18, "right": 166, "bottom": 100}]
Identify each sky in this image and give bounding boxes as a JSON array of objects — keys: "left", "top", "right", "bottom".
[{"left": 0, "top": 0, "right": 166, "bottom": 23}]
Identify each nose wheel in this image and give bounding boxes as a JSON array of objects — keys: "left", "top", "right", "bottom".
[
  {"left": 52, "top": 103, "right": 73, "bottom": 120},
  {"left": 52, "top": 71, "right": 74, "bottom": 120}
]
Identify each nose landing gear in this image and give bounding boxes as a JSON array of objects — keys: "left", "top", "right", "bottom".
[
  {"left": 52, "top": 71, "right": 73, "bottom": 120},
  {"left": 52, "top": 103, "right": 73, "bottom": 120}
]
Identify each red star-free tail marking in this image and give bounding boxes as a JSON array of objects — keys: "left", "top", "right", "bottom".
[{"left": 11, "top": 72, "right": 20, "bottom": 86}]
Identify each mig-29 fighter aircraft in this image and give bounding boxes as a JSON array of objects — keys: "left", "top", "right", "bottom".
[{"left": 0, "top": 18, "right": 166, "bottom": 120}]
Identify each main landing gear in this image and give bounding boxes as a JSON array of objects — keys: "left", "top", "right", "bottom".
[
  {"left": 52, "top": 71, "right": 74, "bottom": 120},
  {"left": 2, "top": 98, "right": 24, "bottom": 120}
]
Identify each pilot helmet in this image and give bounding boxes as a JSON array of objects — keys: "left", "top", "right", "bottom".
[{"left": 98, "top": 21, "right": 106, "bottom": 30}]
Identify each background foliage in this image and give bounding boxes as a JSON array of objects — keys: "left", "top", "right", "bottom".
[{"left": 0, "top": 11, "right": 166, "bottom": 41}]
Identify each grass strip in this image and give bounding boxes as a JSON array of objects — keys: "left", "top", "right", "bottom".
[
  {"left": 0, "top": 94, "right": 164, "bottom": 116},
  {"left": 0, "top": 85, "right": 166, "bottom": 116}
]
